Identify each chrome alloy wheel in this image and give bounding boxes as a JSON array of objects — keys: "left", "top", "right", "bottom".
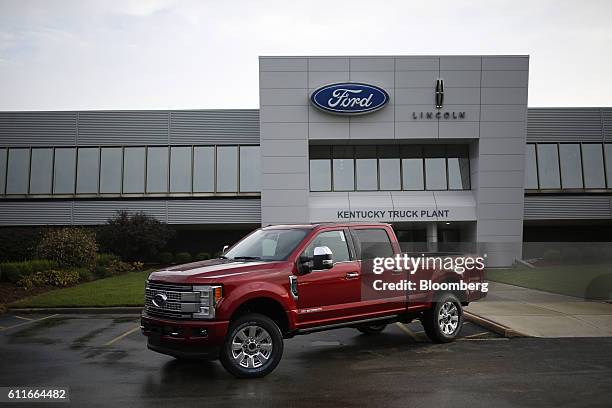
[
  {"left": 437, "top": 301, "right": 459, "bottom": 335},
  {"left": 231, "top": 325, "right": 273, "bottom": 369}
]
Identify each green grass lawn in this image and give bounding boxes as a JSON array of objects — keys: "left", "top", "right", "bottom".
[
  {"left": 486, "top": 264, "right": 612, "bottom": 300},
  {"left": 10, "top": 270, "right": 151, "bottom": 308}
]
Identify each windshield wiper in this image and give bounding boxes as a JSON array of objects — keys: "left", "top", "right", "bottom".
[{"left": 231, "top": 256, "right": 262, "bottom": 261}]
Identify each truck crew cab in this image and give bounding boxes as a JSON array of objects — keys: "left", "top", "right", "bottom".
[{"left": 141, "top": 223, "right": 486, "bottom": 378}]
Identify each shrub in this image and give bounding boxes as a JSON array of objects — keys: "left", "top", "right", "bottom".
[
  {"left": 175, "top": 252, "right": 192, "bottom": 264},
  {"left": 195, "top": 252, "right": 211, "bottom": 261},
  {"left": 75, "top": 268, "right": 94, "bottom": 282},
  {"left": 96, "top": 253, "right": 121, "bottom": 267},
  {"left": 0, "top": 227, "right": 43, "bottom": 262},
  {"left": 542, "top": 249, "right": 561, "bottom": 262},
  {"left": 0, "top": 260, "right": 58, "bottom": 283},
  {"left": 36, "top": 228, "right": 97, "bottom": 270},
  {"left": 97, "top": 211, "right": 175, "bottom": 262},
  {"left": 132, "top": 261, "right": 144, "bottom": 271},
  {"left": 158, "top": 252, "right": 174, "bottom": 265},
  {"left": 18, "top": 269, "right": 80, "bottom": 290},
  {"left": 93, "top": 265, "right": 111, "bottom": 279}
]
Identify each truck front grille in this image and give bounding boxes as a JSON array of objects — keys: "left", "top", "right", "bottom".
[{"left": 144, "top": 281, "right": 199, "bottom": 320}]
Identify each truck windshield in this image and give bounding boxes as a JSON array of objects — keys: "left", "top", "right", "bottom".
[{"left": 224, "top": 229, "right": 309, "bottom": 261}]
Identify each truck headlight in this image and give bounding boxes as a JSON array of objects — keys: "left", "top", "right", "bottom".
[{"left": 192, "top": 285, "right": 223, "bottom": 319}]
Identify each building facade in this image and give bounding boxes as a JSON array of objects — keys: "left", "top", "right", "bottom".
[{"left": 1, "top": 55, "right": 611, "bottom": 266}]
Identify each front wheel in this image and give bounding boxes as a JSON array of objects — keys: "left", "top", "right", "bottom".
[
  {"left": 219, "top": 313, "right": 284, "bottom": 378},
  {"left": 421, "top": 293, "right": 463, "bottom": 343}
]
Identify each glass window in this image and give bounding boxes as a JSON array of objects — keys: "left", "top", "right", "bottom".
[
  {"left": 123, "top": 147, "right": 145, "bottom": 193},
  {"left": 193, "top": 146, "right": 214, "bottom": 192},
  {"left": 352, "top": 228, "right": 394, "bottom": 259},
  {"left": 309, "top": 146, "right": 331, "bottom": 192},
  {"left": 536, "top": 144, "right": 560, "bottom": 189},
  {"left": 0, "top": 149, "right": 6, "bottom": 194},
  {"left": 6, "top": 148, "right": 30, "bottom": 194},
  {"left": 217, "top": 146, "right": 238, "bottom": 192},
  {"left": 424, "top": 145, "right": 447, "bottom": 190},
  {"left": 53, "top": 148, "right": 76, "bottom": 194},
  {"left": 401, "top": 145, "right": 424, "bottom": 190},
  {"left": 29, "top": 148, "right": 53, "bottom": 194},
  {"left": 224, "top": 228, "right": 309, "bottom": 261},
  {"left": 378, "top": 146, "right": 400, "bottom": 190},
  {"left": 146, "top": 146, "right": 168, "bottom": 193},
  {"left": 605, "top": 144, "right": 612, "bottom": 188},
  {"left": 333, "top": 146, "right": 354, "bottom": 191},
  {"left": 170, "top": 146, "right": 192, "bottom": 193},
  {"left": 559, "top": 144, "right": 583, "bottom": 189},
  {"left": 240, "top": 146, "right": 260, "bottom": 192},
  {"left": 76, "top": 148, "right": 99, "bottom": 194},
  {"left": 355, "top": 146, "right": 377, "bottom": 191},
  {"left": 100, "top": 148, "right": 122, "bottom": 194},
  {"left": 581, "top": 144, "right": 605, "bottom": 189},
  {"left": 525, "top": 144, "right": 538, "bottom": 189},
  {"left": 302, "top": 230, "right": 351, "bottom": 263},
  {"left": 447, "top": 145, "right": 470, "bottom": 190}
]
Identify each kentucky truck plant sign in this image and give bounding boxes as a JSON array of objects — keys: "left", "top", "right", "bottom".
[{"left": 310, "top": 82, "right": 390, "bottom": 115}]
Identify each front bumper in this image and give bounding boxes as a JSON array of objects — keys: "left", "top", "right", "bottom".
[{"left": 141, "top": 313, "right": 229, "bottom": 357}]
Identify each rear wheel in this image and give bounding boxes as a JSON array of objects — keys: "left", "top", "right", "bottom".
[
  {"left": 357, "top": 323, "right": 387, "bottom": 334},
  {"left": 422, "top": 293, "right": 463, "bottom": 343},
  {"left": 219, "top": 313, "right": 283, "bottom": 378}
]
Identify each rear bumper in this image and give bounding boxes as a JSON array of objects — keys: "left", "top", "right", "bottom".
[{"left": 141, "top": 313, "right": 229, "bottom": 358}]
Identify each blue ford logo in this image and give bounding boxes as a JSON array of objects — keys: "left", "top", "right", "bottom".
[{"left": 310, "top": 82, "right": 389, "bottom": 115}]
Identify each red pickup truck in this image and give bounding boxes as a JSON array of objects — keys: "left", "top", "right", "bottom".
[{"left": 141, "top": 223, "right": 486, "bottom": 378}]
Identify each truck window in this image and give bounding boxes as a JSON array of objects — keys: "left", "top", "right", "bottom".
[
  {"left": 302, "top": 230, "right": 351, "bottom": 263},
  {"left": 225, "top": 228, "right": 309, "bottom": 261},
  {"left": 352, "top": 228, "right": 394, "bottom": 259}
]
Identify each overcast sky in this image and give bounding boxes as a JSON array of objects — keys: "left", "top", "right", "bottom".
[{"left": 1, "top": 0, "right": 611, "bottom": 111}]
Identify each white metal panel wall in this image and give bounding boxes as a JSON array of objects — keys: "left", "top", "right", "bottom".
[
  {"left": 0, "top": 110, "right": 260, "bottom": 147},
  {"left": 0, "top": 112, "right": 77, "bottom": 146},
  {"left": 527, "top": 108, "right": 608, "bottom": 143},
  {"left": 0, "top": 199, "right": 261, "bottom": 226},
  {"left": 524, "top": 196, "right": 612, "bottom": 220}
]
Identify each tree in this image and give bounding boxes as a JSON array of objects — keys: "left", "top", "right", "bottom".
[{"left": 97, "top": 211, "right": 175, "bottom": 262}]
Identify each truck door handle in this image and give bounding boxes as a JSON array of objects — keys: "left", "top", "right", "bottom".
[{"left": 346, "top": 272, "right": 359, "bottom": 280}]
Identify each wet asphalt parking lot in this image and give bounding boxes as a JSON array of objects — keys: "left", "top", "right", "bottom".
[{"left": 1, "top": 313, "right": 612, "bottom": 408}]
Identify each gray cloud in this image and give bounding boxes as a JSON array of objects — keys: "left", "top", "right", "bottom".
[{"left": 1, "top": 0, "right": 611, "bottom": 110}]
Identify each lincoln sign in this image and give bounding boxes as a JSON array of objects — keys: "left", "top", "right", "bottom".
[{"left": 310, "top": 82, "right": 389, "bottom": 115}]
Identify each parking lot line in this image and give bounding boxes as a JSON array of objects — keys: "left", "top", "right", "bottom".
[
  {"left": 463, "top": 331, "right": 490, "bottom": 339},
  {"left": 458, "top": 337, "right": 509, "bottom": 341},
  {"left": 104, "top": 325, "right": 140, "bottom": 346},
  {"left": 14, "top": 315, "right": 33, "bottom": 321},
  {"left": 395, "top": 322, "right": 422, "bottom": 342},
  {"left": 0, "top": 314, "right": 58, "bottom": 332}
]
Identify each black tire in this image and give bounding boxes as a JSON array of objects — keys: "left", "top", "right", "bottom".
[
  {"left": 219, "top": 313, "right": 284, "bottom": 378},
  {"left": 421, "top": 293, "right": 463, "bottom": 343},
  {"left": 357, "top": 323, "right": 388, "bottom": 334}
]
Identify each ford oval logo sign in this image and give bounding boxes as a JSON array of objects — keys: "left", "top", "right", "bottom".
[{"left": 310, "top": 82, "right": 390, "bottom": 115}]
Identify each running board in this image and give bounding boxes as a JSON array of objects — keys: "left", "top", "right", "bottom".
[{"left": 295, "top": 315, "right": 401, "bottom": 334}]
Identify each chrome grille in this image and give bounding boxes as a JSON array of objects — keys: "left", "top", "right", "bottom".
[{"left": 144, "top": 281, "right": 198, "bottom": 319}]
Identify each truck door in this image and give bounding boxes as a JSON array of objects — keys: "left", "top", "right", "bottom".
[
  {"left": 296, "top": 229, "right": 362, "bottom": 327},
  {"left": 351, "top": 227, "right": 409, "bottom": 316}
]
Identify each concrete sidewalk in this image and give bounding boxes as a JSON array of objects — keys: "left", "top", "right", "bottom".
[{"left": 465, "top": 281, "right": 612, "bottom": 337}]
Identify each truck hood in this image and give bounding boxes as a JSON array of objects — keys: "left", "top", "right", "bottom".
[{"left": 147, "top": 258, "right": 281, "bottom": 284}]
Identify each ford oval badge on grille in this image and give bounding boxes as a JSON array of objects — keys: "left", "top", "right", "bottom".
[
  {"left": 152, "top": 293, "right": 168, "bottom": 308},
  {"left": 310, "top": 82, "right": 389, "bottom": 115}
]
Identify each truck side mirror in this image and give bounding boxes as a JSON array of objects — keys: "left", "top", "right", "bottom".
[{"left": 313, "top": 246, "right": 333, "bottom": 270}]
